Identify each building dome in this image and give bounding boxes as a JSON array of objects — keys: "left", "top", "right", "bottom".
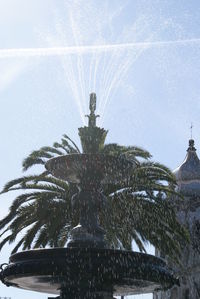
[{"left": 173, "top": 139, "right": 200, "bottom": 196}]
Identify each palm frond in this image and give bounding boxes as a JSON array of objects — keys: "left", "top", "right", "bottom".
[
  {"left": 22, "top": 157, "right": 46, "bottom": 171},
  {"left": 34, "top": 225, "right": 49, "bottom": 248},
  {"left": 40, "top": 146, "right": 64, "bottom": 156},
  {"left": 23, "top": 221, "right": 43, "bottom": 249},
  {"left": 0, "top": 235, "right": 13, "bottom": 251},
  {"left": 62, "top": 134, "right": 81, "bottom": 153},
  {"left": 11, "top": 237, "right": 25, "bottom": 254},
  {"left": 101, "top": 144, "right": 151, "bottom": 160}
]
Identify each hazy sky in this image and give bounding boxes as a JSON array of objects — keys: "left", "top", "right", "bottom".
[{"left": 1, "top": 0, "right": 200, "bottom": 298}]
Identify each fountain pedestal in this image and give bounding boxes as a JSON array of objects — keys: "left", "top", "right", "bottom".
[
  {"left": 45, "top": 151, "right": 133, "bottom": 250},
  {"left": 69, "top": 190, "right": 106, "bottom": 248}
]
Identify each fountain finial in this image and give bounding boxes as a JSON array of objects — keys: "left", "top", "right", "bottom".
[
  {"left": 79, "top": 93, "right": 107, "bottom": 153},
  {"left": 89, "top": 92, "right": 96, "bottom": 113},
  {"left": 85, "top": 93, "right": 99, "bottom": 127}
]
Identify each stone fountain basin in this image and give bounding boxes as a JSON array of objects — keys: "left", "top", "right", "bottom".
[
  {"left": 45, "top": 154, "right": 136, "bottom": 184},
  {"left": 2, "top": 248, "right": 177, "bottom": 296}
]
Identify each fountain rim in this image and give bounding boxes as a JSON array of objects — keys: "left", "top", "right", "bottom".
[
  {"left": 45, "top": 152, "right": 138, "bottom": 165},
  {"left": 45, "top": 153, "right": 138, "bottom": 184},
  {"left": 1, "top": 247, "right": 178, "bottom": 296},
  {"left": 8, "top": 247, "right": 165, "bottom": 265}
]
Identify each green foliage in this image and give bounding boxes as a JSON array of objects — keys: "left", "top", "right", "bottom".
[{"left": 0, "top": 134, "right": 189, "bottom": 262}]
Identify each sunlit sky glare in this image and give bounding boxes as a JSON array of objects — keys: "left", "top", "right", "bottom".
[{"left": 1, "top": 0, "right": 200, "bottom": 298}]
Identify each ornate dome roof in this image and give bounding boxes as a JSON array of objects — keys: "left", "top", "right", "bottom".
[{"left": 173, "top": 139, "right": 200, "bottom": 196}]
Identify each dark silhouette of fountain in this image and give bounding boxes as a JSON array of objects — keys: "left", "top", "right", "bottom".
[{"left": 0, "top": 93, "right": 178, "bottom": 299}]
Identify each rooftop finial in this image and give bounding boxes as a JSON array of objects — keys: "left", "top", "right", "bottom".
[
  {"left": 187, "top": 123, "right": 196, "bottom": 151},
  {"left": 190, "top": 122, "right": 193, "bottom": 139},
  {"left": 187, "top": 139, "right": 196, "bottom": 152},
  {"left": 85, "top": 93, "right": 100, "bottom": 127}
]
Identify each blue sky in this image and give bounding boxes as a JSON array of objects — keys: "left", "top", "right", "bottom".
[{"left": 0, "top": 0, "right": 200, "bottom": 298}]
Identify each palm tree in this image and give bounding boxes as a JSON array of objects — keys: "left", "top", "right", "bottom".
[{"left": 0, "top": 134, "right": 188, "bottom": 261}]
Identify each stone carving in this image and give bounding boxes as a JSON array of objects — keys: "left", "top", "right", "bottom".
[{"left": 85, "top": 92, "right": 100, "bottom": 127}]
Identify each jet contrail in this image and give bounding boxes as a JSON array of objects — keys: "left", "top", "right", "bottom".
[{"left": 0, "top": 38, "right": 200, "bottom": 59}]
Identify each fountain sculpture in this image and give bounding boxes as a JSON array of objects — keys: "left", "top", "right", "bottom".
[{"left": 0, "top": 93, "right": 177, "bottom": 299}]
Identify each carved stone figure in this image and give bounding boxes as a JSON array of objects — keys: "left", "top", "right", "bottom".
[{"left": 85, "top": 92, "right": 100, "bottom": 127}]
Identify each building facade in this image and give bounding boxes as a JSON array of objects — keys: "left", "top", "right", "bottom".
[{"left": 154, "top": 139, "right": 200, "bottom": 299}]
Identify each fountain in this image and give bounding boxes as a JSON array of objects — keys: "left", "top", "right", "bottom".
[{"left": 0, "top": 93, "right": 178, "bottom": 299}]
